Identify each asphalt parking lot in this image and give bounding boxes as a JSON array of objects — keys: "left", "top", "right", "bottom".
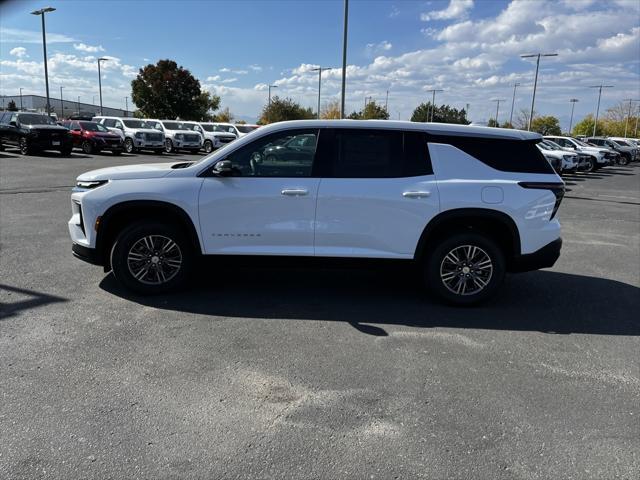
[{"left": 1, "top": 147, "right": 639, "bottom": 479}]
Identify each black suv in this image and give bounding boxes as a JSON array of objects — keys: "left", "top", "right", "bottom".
[
  {"left": 585, "top": 137, "right": 636, "bottom": 165},
  {"left": 0, "top": 112, "right": 73, "bottom": 156}
]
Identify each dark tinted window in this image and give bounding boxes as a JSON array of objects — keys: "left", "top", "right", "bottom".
[
  {"left": 221, "top": 128, "right": 318, "bottom": 177},
  {"left": 430, "top": 135, "right": 554, "bottom": 174},
  {"left": 103, "top": 119, "right": 116, "bottom": 127},
  {"left": 316, "top": 129, "right": 432, "bottom": 178}
]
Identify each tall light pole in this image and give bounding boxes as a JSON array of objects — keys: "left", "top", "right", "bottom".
[
  {"left": 31, "top": 7, "right": 56, "bottom": 115},
  {"left": 623, "top": 99, "right": 640, "bottom": 138},
  {"left": 311, "top": 67, "right": 332, "bottom": 119},
  {"left": 492, "top": 99, "right": 505, "bottom": 126},
  {"left": 385, "top": 89, "right": 389, "bottom": 111},
  {"left": 634, "top": 102, "right": 640, "bottom": 137},
  {"left": 19, "top": 88, "right": 23, "bottom": 111},
  {"left": 124, "top": 96, "right": 129, "bottom": 117},
  {"left": 426, "top": 89, "right": 443, "bottom": 122},
  {"left": 97, "top": 57, "right": 109, "bottom": 115},
  {"left": 520, "top": 52, "right": 558, "bottom": 130},
  {"left": 59, "top": 86, "right": 64, "bottom": 118},
  {"left": 77, "top": 96, "right": 81, "bottom": 115},
  {"left": 589, "top": 83, "right": 614, "bottom": 137},
  {"left": 340, "top": 0, "right": 349, "bottom": 118},
  {"left": 268, "top": 84, "right": 278, "bottom": 106},
  {"left": 568, "top": 98, "right": 579, "bottom": 134},
  {"left": 509, "top": 82, "right": 520, "bottom": 126}
]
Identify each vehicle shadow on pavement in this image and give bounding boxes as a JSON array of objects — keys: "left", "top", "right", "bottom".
[
  {"left": 99, "top": 265, "right": 640, "bottom": 336},
  {"left": 0, "top": 284, "right": 68, "bottom": 321}
]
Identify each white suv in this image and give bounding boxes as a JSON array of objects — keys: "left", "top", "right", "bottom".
[
  {"left": 213, "top": 122, "right": 260, "bottom": 138},
  {"left": 183, "top": 122, "right": 235, "bottom": 154},
  {"left": 92, "top": 116, "right": 165, "bottom": 154},
  {"left": 69, "top": 121, "right": 564, "bottom": 305},
  {"left": 144, "top": 120, "right": 203, "bottom": 154},
  {"left": 544, "top": 136, "right": 616, "bottom": 171}
]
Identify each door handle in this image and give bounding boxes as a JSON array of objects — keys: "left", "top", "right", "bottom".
[
  {"left": 403, "top": 191, "right": 431, "bottom": 198},
  {"left": 281, "top": 188, "right": 308, "bottom": 196}
]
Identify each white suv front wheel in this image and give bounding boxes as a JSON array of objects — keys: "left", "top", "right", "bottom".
[
  {"left": 426, "top": 233, "right": 505, "bottom": 305},
  {"left": 110, "top": 222, "right": 193, "bottom": 294}
]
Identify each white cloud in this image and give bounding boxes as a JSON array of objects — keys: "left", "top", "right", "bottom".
[
  {"left": 73, "top": 43, "right": 105, "bottom": 53},
  {"left": 249, "top": 64, "right": 262, "bottom": 71},
  {"left": 0, "top": 27, "right": 75, "bottom": 43},
  {"left": 207, "top": 75, "right": 221, "bottom": 81},
  {"left": 219, "top": 67, "right": 248, "bottom": 75},
  {"left": 365, "top": 41, "right": 393, "bottom": 56},
  {"left": 220, "top": 78, "right": 238, "bottom": 84},
  {"left": 9, "top": 47, "right": 28, "bottom": 58},
  {"left": 421, "top": 0, "right": 474, "bottom": 21}
]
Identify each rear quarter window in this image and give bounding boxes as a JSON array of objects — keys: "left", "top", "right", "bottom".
[{"left": 429, "top": 135, "right": 554, "bottom": 174}]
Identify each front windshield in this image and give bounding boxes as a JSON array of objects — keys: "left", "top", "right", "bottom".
[
  {"left": 18, "top": 113, "right": 56, "bottom": 125},
  {"left": 146, "top": 120, "right": 162, "bottom": 130},
  {"left": 544, "top": 140, "right": 563, "bottom": 150},
  {"left": 80, "top": 121, "right": 109, "bottom": 132},
  {"left": 123, "top": 119, "right": 147, "bottom": 129},
  {"left": 615, "top": 140, "right": 630, "bottom": 147},
  {"left": 537, "top": 142, "right": 551, "bottom": 151},
  {"left": 182, "top": 123, "right": 198, "bottom": 130},
  {"left": 574, "top": 138, "right": 591, "bottom": 147},
  {"left": 162, "top": 121, "right": 188, "bottom": 130},
  {"left": 237, "top": 125, "right": 258, "bottom": 133},
  {"left": 202, "top": 124, "right": 215, "bottom": 132}
]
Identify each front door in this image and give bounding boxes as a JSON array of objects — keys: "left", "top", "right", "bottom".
[{"left": 198, "top": 128, "right": 320, "bottom": 256}]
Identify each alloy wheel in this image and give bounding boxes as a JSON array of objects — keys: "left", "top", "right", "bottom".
[
  {"left": 204, "top": 140, "right": 213, "bottom": 153},
  {"left": 439, "top": 244, "right": 493, "bottom": 296},
  {"left": 124, "top": 138, "right": 134, "bottom": 153},
  {"left": 126, "top": 235, "right": 183, "bottom": 285}
]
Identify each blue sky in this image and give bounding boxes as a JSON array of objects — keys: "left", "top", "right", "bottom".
[{"left": 1, "top": 0, "right": 639, "bottom": 126}]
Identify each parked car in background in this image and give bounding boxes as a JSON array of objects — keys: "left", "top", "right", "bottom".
[
  {"left": 60, "top": 120, "right": 123, "bottom": 155},
  {"left": 92, "top": 116, "right": 165, "bottom": 154},
  {"left": 536, "top": 140, "right": 577, "bottom": 173},
  {"left": 605, "top": 137, "right": 639, "bottom": 163},
  {"left": 540, "top": 139, "right": 591, "bottom": 172},
  {"left": 0, "top": 112, "right": 73, "bottom": 156},
  {"left": 145, "top": 120, "right": 202, "bottom": 154},
  {"left": 586, "top": 137, "right": 636, "bottom": 165},
  {"left": 69, "top": 120, "right": 564, "bottom": 306},
  {"left": 180, "top": 121, "right": 224, "bottom": 154},
  {"left": 212, "top": 122, "right": 260, "bottom": 138},
  {"left": 544, "top": 136, "right": 616, "bottom": 171}
]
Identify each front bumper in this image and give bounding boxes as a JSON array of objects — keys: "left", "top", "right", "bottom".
[
  {"left": 510, "top": 237, "right": 562, "bottom": 273},
  {"left": 72, "top": 243, "right": 102, "bottom": 266}
]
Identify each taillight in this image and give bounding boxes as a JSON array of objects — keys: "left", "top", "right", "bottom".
[{"left": 518, "top": 182, "right": 565, "bottom": 220}]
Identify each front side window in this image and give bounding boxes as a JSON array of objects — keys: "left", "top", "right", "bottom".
[{"left": 219, "top": 129, "right": 318, "bottom": 177}]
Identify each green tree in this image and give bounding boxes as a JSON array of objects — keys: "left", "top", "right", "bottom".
[
  {"left": 572, "top": 114, "right": 605, "bottom": 137},
  {"left": 501, "top": 121, "right": 514, "bottom": 129},
  {"left": 131, "top": 59, "right": 220, "bottom": 120},
  {"left": 348, "top": 100, "right": 389, "bottom": 120},
  {"left": 410, "top": 102, "right": 469, "bottom": 124},
  {"left": 7, "top": 100, "right": 18, "bottom": 111},
  {"left": 487, "top": 119, "right": 499, "bottom": 127},
  {"left": 321, "top": 100, "right": 341, "bottom": 119},
  {"left": 530, "top": 115, "right": 562, "bottom": 135},
  {"left": 258, "top": 96, "right": 315, "bottom": 124}
]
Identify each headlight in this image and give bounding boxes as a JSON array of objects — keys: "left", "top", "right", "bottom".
[
  {"left": 135, "top": 132, "right": 143, "bottom": 139},
  {"left": 76, "top": 180, "right": 108, "bottom": 189}
]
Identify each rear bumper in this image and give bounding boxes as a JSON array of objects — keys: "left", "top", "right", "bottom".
[
  {"left": 510, "top": 237, "right": 562, "bottom": 273},
  {"left": 72, "top": 243, "right": 102, "bottom": 266}
]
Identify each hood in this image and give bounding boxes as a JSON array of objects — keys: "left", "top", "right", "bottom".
[
  {"left": 77, "top": 163, "right": 176, "bottom": 181},
  {"left": 26, "top": 124, "right": 68, "bottom": 132},
  {"left": 88, "top": 131, "right": 120, "bottom": 138},
  {"left": 130, "top": 128, "right": 162, "bottom": 135}
]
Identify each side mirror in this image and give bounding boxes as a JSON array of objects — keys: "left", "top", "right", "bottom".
[
  {"left": 213, "top": 160, "right": 234, "bottom": 176},
  {"left": 9, "top": 121, "right": 17, "bottom": 127}
]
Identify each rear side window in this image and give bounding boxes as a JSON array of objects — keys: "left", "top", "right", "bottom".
[
  {"left": 429, "top": 135, "right": 554, "bottom": 174},
  {"left": 316, "top": 128, "right": 433, "bottom": 178},
  {"left": 103, "top": 119, "right": 115, "bottom": 127}
]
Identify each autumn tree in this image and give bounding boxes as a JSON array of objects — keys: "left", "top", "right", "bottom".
[
  {"left": 214, "top": 107, "right": 234, "bottom": 123},
  {"left": 7, "top": 100, "right": 18, "bottom": 111},
  {"left": 572, "top": 114, "right": 605, "bottom": 137},
  {"left": 410, "top": 102, "right": 469, "bottom": 124},
  {"left": 258, "top": 96, "right": 315, "bottom": 124},
  {"left": 131, "top": 59, "right": 220, "bottom": 120},
  {"left": 348, "top": 100, "right": 389, "bottom": 120},
  {"left": 530, "top": 115, "right": 562, "bottom": 135},
  {"left": 487, "top": 119, "right": 499, "bottom": 127},
  {"left": 321, "top": 100, "right": 341, "bottom": 119}
]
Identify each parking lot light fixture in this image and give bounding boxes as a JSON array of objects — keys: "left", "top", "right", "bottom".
[
  {"left": 125, "top": 96, "right": 129, "bottom": 117},
  {"left": 492, "top": 99, "right": 505, "bottom": 126},
  {"left": 77, "top": 96, "right": 80, "bottom": 115},
  {"left": 311, "top": 67, "right": 333, "bottom": 119},
  {"left": 97, "top": 57, "right": 109, "bottom": 115},
  {"left": 520, "top": 53, "right": 558, "bottom": 130},
  {"left": 59, "top": 86, "right": 64, "bottom": 118},
  {"left": 340, "top": 0, "right": 349, "bottom": 119},
  {"left": 268, "top": 84, "right": 278, "bottom": 107},
  {"left": 568, "top": 99, "right": 579, "bottom": 134},
  {"left": 19, "top": 88, "right": 24, "bottom": 111},
  {"left": 509, "top": 83, "right": 520, "bottom": 126},
  {"left": 31, "top": 7, "right": 56, "bottom": 115},
  {"left": 589, "top": 84, "right": 614, "bottom": 137},
  {"left": 426, "top": 89, "right": 443, "bottom": 122}
]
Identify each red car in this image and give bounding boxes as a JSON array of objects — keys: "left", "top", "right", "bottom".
[{"left": 61, "top": 120, "right": 123, "bottom": 155}]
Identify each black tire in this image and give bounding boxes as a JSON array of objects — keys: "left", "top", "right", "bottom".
[
  {"left": 165, "top": 138, "right": 174, "bottom": 153},
  {"left": 124, "top": 137, "right": 135, "bottom": 153},
  {"left": 111, "top": 149, "right": 122, "bottom": 156},
  {"left": 586, "top": 156, "right": 596, "bottom": 172},
  {"left": 19, "top": 137, "right": 33, "bottom": 155},
  {"left": 425, "top": 232, "right": 506, "bottom": 306},
  {"left": 619, "top": 154, "right": 630, "bottom": 166},
  {"left": 82, "top": 140, "right": 94, "bottom": 154},
  {"left": 110, "top": 222, "right": 194, "bottom": 294},
  {"left": 60, "top": 146, "right": 73, "bottom": 157},
  {"left": 203, "top": 140, "right": 213, "bottom": 154},
  {"left": 154, "top": 148, "right": 164, "bottom": 155}
]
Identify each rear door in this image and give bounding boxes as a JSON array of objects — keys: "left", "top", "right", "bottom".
[{"left": 314, "top": 128, "right": 440, "bottom": 259}]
